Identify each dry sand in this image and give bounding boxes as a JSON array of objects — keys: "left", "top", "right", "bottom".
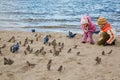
[{"left": 0, "top": 30, "right": 120, "bottom": 80}]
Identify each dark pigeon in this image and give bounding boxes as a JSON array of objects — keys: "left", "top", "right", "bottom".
[
  {"left": 12, "top": 43, "right": 20, "bottom": 53},
  {"left": 26, "top": 61, "right": 36, "bottom": 67},
  {"left": 107, "top": 50, "right": 112, "bottom": 54},
  {"left": 47, "top": 59, "right": 52, "bottom": 71},
  {"left": 93, "top": 30, "right": 100, "bottom": 34},
  {"left": 95, "top": 56, "right": 101, "bottom": 64},
  {"left": 58, "top": 65, "right": 63, "bottom": 72},
  {"left": 31, "top": 29, "right": 35, "bottom": 32},
  {"left": 4, "top": 57, "right": 14, "bottom": 65},
  {"left": 44, "top": 35, "right": 49, "bottom": 44},
  {"left": 67, "top": 31, "right": 77, "bottom": 38}
]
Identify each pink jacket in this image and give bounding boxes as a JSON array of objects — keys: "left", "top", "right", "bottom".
[{"left": 81, "top": 16, "right": 96, "bottom": 33}]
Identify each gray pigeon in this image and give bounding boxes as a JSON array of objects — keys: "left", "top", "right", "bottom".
[
  {"left": 12, "top": 43, "right": 20, "bottom": 53},
  {"left": 44, "top": 35, "right": 49, "bottom": 44},
  {"left": 31, "top": 29, "right": 35, "bottom": 32},
  {"left": 67, "top": 31, "right": 77, "bottom": 38}
]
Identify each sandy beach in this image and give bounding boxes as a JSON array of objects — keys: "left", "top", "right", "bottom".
[{"left": 0, "top": 30, "right": 120, "bottom": 80}]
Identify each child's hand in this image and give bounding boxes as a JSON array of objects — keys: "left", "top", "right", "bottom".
[
  {"left": 84, "top": 30, "right": 88, "bottom": 32},
  {"left": 103, "top": 42, "right": 109, "bottom": 46},
  {"left": 103, "top": 42, "right": 108, "bottom": 46}
]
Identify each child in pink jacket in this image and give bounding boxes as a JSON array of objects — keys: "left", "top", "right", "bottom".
[{"left": 80, "top": 15, "right": 96, "bottom": 44}]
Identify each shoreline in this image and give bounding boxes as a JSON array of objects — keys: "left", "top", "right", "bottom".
[
  {"left": 0, "top": 27, "right": 120, "bottom": 35},
  {"left": 0, "top": 27, "right": 84, "bottom": 34}
]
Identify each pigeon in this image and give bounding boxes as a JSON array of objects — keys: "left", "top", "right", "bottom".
[
  {"left": 59, "top": 48, "right": 62, "bottom": 52},
  {"left": 58, "top": 65, "right": 63, "bottom": 72},
  {"left": 74, "top": 45, "right": 78, "bottom": 49},
  {"left": 26, "top": 61, "right": 36, "bottom": 68},
  {"left": 58, "top": 42, "right": 61, "bottom": 46},
  {"left": 44, "top": 35, "right": 49, "bottom": 44},
  {"left": 48, "top": 42, "right": 51, "bottom": 46},
  {"left": 93, "top": 30, "right": 100, "bottom": 34},
  {"left": 49, "top": 50, "right": 52, "bottom": 53},
  {"left": 0, "top": 49, "right": 2, "bottom": 55},
  {"left": 34, "top": 34, "right": 38, "bottom": 37},
  {"left": 62, "top": 43, "right": 64, "bottom": 46},
  {"left": 51, "top": 39, "right": 57, "bottom": 46},
  {"left": 24, "top": 51, "right": 27, "bottom": 55},
  {"left": 107, "top": 50, "right": 112, "bottom": 54},
  {"left": 30, "top": 40, "right": 33, "bottom": 44},
  {"left": 26, "top": 45, "right": 30, "bottom": 51},
  {"left": 67, "top": 31, "right": 77, "bottom": 38},
  {"left": 4, "top": 57, "right": 14, "bottom": 65},
  {"left": 25, "top": 37, "right": 28, "bottom": 44},
  {"left": 48, "top": 34, "right": 52, "bottom": 38},
  {"left": 102, "top": 51, "right": 105, "bottom": 55},
  {"left": 67, "top": 48, "right": 71, "bottom": 53},
  {"left": 2, "top": 44, "right": 6, "bottom": 48},
  {"left": 11, "top": 43, "right": 20, "bottom": 53},
  {"left": 31, "top": 29, "right": 35, "bottom": 32},
  {"left": 76, "top": 52, "right": 80, "bottom": 55},
  {"left": 34, "top": 50, "right": 40, "bottom": 56},
  {"left": 23, "top": 37, "right": 28, "bottom": 47},
  {"left": 40, "top": 47, "right": 44, "bottom": 53},
  {"left": 47, "top": 63, "right": 51, "bottom": 71},
  {"left": 36, "top": 37, "right": 39, "bottom": 41},
  {"left": 29, "top": 48, "right": 33, "bottom": 53},
  {"left": 95, "top": 57, "right": 101, "bottom": 64},
  {"left": 48, "top": 59, "right": 52, "bottom": 64},
  {"left": 61, "top": 43, "right": 64, "bottom": 49},
  {"left": 47, "top": 59, "right": 52, "bottom": 71},
  {"left": 19, "top": 41, "right": 21, "bottom": 45},
  {"left": 42, "top": 51, "right": 46, "bottom": 56},
  {"left": 23, "top": 42, "right": 27, "bottom": 47},
  {"left": 54, "top": 51, "right": 60, "bottom": 56},
  {"left": 8, "top": 36, "right": 15, "bottom": 42}
]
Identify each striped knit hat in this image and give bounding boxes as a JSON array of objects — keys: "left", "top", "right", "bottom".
[{"left": 98, "top": 17, "right": 107, "bottom": 25}]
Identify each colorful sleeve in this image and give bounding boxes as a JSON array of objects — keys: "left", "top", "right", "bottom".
[{"left": 106, "top": 29, "right": 116, "bottom": 44}]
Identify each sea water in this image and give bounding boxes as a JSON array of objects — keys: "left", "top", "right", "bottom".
[{"left": 0, "top": 0, "right": 120, "bottom": 34}]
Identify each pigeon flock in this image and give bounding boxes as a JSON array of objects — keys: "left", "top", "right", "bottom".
[{"left": 0, "top": 31, "right": 118, "bottom": 80}]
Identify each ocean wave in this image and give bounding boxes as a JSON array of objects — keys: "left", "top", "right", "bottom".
[
  {"left": 22, "top": 18, "right": 80, "bottom": 22},
  {"left": 0, "top": 11, "right": 48, "bottom": 15}
]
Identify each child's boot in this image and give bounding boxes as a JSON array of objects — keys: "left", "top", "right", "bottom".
[{"left": 81, "top": 32, "right": 88, "bottom": 43}]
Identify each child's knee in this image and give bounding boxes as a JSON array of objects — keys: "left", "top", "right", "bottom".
[
  {"left": 97, "top": 41, "right": 103, "bottom": 45},
  {"left": 102, "top": 32, "right": 110, "bottom": 39}
]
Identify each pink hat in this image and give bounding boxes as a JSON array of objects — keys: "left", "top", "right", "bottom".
[{"left": 81, "top": 16, "right": 89, "bottom": 24}]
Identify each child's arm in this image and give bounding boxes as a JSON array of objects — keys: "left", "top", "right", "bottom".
[
  {"left": 81, "top": 25, "right": 88, "bottom": 32},
  {"left": 88, "top": 24, "right": 96, "bottom": 32},
  {"left": 106, "top": 29, "right": 115, "bottom": 44}
]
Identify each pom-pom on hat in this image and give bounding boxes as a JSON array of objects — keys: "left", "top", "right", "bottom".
[
  {"left": 81, "top": 17, "right": 89, "bottom": 24},
  {"left": 98, "top": 17, "right": 107, "bottom": 25}
]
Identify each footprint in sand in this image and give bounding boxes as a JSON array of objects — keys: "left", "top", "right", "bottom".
[
  {"left": 6, "top": 73, "right": 15, "bottom": 80},
  {"left": 19, "top": 66, "right": 29, "bottom": 73},
  {"left": 19, "top": 61, "right": 36, "bottom": 73},
  {"left": 0, "top": 73, "right": 3, "bottom": 75},
  {"left": 63, "top": 57, "right": 77, "bottom": 64}
]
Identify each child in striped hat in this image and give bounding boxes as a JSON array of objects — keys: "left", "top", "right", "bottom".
[{"left": 97, "top": 17, "right": 116, "bottom": 46}]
